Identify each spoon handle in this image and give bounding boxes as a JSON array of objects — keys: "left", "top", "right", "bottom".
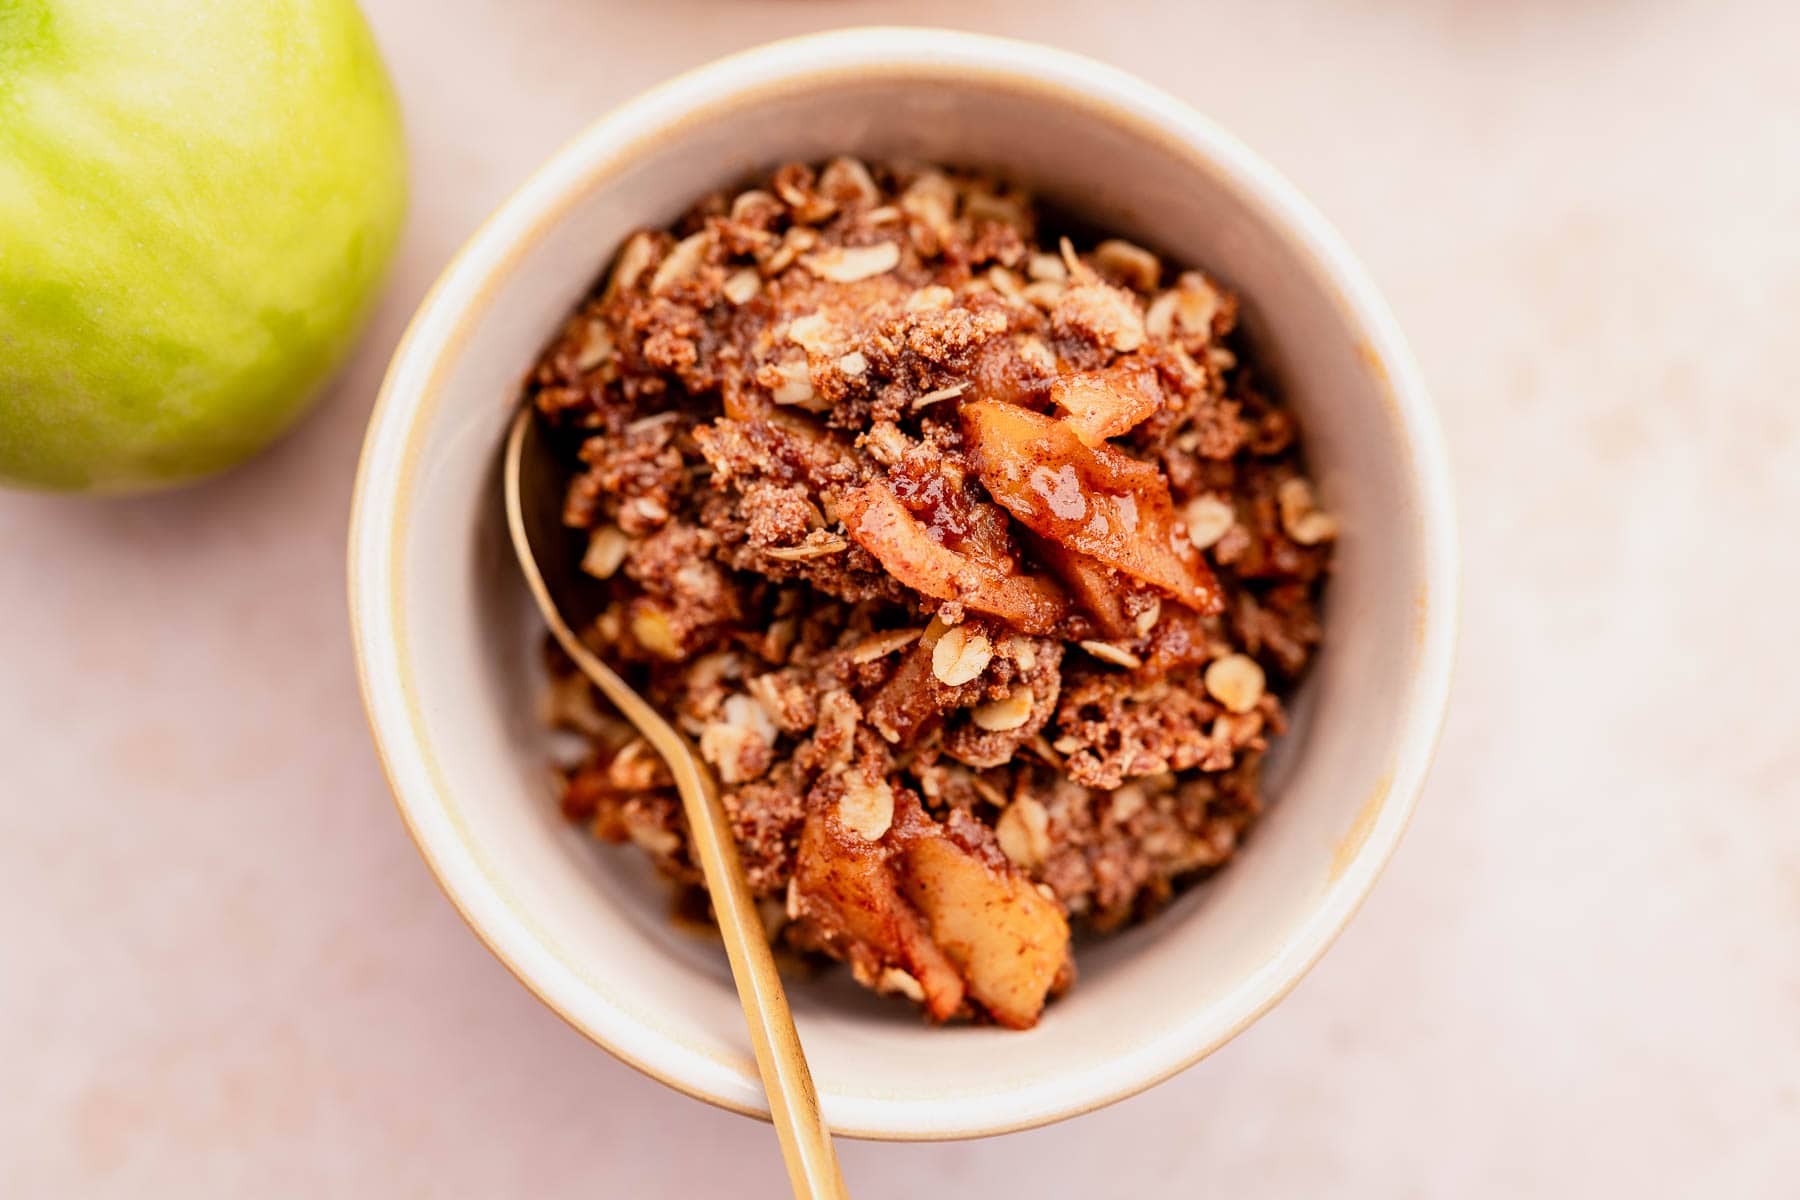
[
  {"left": 575, "top": 648, "right": 847, "bottom": 1199},
  {"left": 505, "top": 406, "right": 845, "bottom": 1196}
]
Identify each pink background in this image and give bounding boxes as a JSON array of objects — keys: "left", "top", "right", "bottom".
[{"left": 3, "top": 1, "right": 1795, "bottom": 1195}]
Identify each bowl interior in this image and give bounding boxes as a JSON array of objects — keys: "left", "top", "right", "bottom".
[{"left": 354, "top": 38, "right": 1447, "bottom": 1140}]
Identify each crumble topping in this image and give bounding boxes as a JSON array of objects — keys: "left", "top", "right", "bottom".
[{"left": 530, "top": 159, "right": 1333, "bottom": 1028}]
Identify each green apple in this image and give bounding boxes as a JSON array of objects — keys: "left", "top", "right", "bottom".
[{"left": 0, "top": 0, "right": 405, "bottom": 492}]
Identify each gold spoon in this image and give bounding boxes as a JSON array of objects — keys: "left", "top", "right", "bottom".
[{"left": 504, "top": 406, "right": 847, "bottom": 1200}]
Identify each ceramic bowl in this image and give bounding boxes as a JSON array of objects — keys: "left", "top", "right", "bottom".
[{"left": 348, "top": 27, "right": 1458, "bottom": 1140}]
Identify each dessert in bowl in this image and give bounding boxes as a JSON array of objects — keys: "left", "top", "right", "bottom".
[
  {"left": 349, "top": 28, "right": 1457, "bottom": 1138},
  {"left": 531, "top": 159, "right": 1335, "bottom": 1031}
]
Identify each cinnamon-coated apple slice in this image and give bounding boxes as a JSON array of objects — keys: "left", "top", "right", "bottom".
[
  {"left": 839, "top": 479, "right": 1068, "bottom": 634},
  {"left": 1050, "top": 358, "right": 1166, "bottom": 446},
  {"left": 962, "top": 400, "right": 1222, "bottom": 614}
]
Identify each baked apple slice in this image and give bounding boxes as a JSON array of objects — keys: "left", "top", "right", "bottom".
[
  {"left": 1026, "top": 535, "right": 1136, "bottom": 639},
  {"left": 790, "top": 794, "right": 965, "bottom": 1022},
  {"left": 1050, "top": 358, "right": 1166, "bottom": 445},
  {"left": 900, "top": 832, "right": 1071, "bottom": 1029},
  {"left": 839, "top": 479, "right": 1067, "bottom": 634},
  {"left": 962, "top": 400, "right": 1222, "bottom": 613}
]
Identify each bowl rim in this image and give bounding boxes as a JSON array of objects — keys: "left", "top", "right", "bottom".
[{"left": 347, "top": 25, "right": 1460, "bottom": 1142}]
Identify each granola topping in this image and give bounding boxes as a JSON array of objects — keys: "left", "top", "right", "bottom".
[{"left": 530, "top": 160, "right": 1333, "bottom": 1029}]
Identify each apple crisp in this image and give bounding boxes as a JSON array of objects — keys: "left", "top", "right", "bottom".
[{"left": 527, "top": 159, "right": 1332, "bottom": 1029}]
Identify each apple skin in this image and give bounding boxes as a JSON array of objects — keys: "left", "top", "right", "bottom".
[{"left": 0, "top": 0, "right": 406, "bottom": 493}]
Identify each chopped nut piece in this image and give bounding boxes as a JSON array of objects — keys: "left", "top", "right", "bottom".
[
  {"left": 722, "top": 268, "right": 761, "bottom": 305},
  {"left": 1026, "top": 252, "right": 1067, "bottom": 282},
  {"left": 699, "top": 693, "right": 778, "bottom": 784},
  {"left": 1145, "top": 291, "right": 1179, "bottom": 340},
  {"left": 849, "top": 627, "right": 925, "bottom": 663},
  {"left": 763, "top": 225, "right": 817, "bottom": 274},
  {"left": 904, "top": 284, "right": 954, "bottom": 312},
  {"left": 630, "top": 604, "right": 683, "bottom": 660},
  {"left": 1277, "top": 477, "right": 1338, "bottom": 545},
  {"left": 1134, "top": 599, "right": 1162, "bottom": 636},
  {"left": 969, "top": 774, "right": 1008, "bottom": 808},
  {"left": 1008, "top": 637, "right": 1038, "bottom": 671},
  {"left": 1094, "top": 239, "right": 1161, "bottom": 291},
  {"left": 685, "top": 650, "right": 741, "bottom": 703},
  {"left": 581, "top": 526, "right": 630, "bottom": 579},
  {"left": 1184, "top": 495, "right": 1237, "bottom": 551},
  {"left": 931, "top": 625, "right": 993, "bottom": 685},
  {"left": 773, "top": 167, "right": 817, "bottom": 210},
  {"left": 768, "top": 356, "right": 825, "bottom": 411},
  {"left": 1212, "top": 710, "right": 1265, "bottom": 744},
  {"left": 1059, "top": 236, "right": 1085, "bottom": 278},
  {"left": 649, "top": 231, "right": 710, "bottom": 294},
  {"left": 837, "top": 350, "right": 867, "bottom": 376},
  {"left": 972, "top": 689, "right": 1033, "bottom": 732},
  {"left": 786, "top": 311, "right": 842, "bottom": 355},
  {"left": 1078, "top": 640, "right": 1143, "bottom": 669},
  {"left": 900, "top": 172, "right": 956, "bottom": 245},
  {"left": 730, "top": 692, "right": 779, "bottom": 742},
  {"left": 995, "top": 796, "right": 1051, "bottom": 869},
  {"left": 763, "top": 533, "right": 848, "bottom": 561},
  {"left": 607, "top": 738, "right": 665, "bottom": 791},
  {"left": 745, "top": 676, "right": 788, "bottom": 723},
  {"left": 1204, "top": 653, "right": 1266, "bottom": 713},
  {"left": 801, "top": 241, "right": 901, "bottom": 283},
  {"left": 745, "top": 673, "right": 807, "bottom": 732},
  {"left": 1173, "top": 272, "right": 1220, "bottom": 334},
  {"left": 730, "top": 189, "right": 778, "bottom": 221},
  {"left": 878, "top": 967, "right": 926, "bottom": 1002},
  {"left": 912, "top": 382, "right": 968, "bottom": 409},
  {"left": 813, "top": 689, "right": 859, "bottom": 768},
  {"left": 594, "top": 605, "right": 624, "bottom": 645},
  {"left": 863, "top": 421, "right": 909, "bottom": 465},
  {"left": 1149, "top": 276, "right": 1222, "bottom": 341},
  {"left": 818, "top": 156, "right": 880, "bottom": 208},
  {"left": 838, "top": 775, "right": 895, "bottom": 840},
  {"left": 764, "top": 616, "right": 799, "bottom": 663},
  {"left": 603, "top": 231, "right": 657, "bottom": 300},
  {"left": 571, "top": 323, "right": 614, "bottom": 371},
  {"left": 1109, "top": 783, "right": 1147, "bottom": 822},
  {"left": 621, "top": 495, "right": 668, "bottom": 527},
  {"left": 623, "top": 411, "right": 680, "bottom": 435},
  {"left": 1055, "top": 276, "right": 1146, "bottom": 353},
  {"left": 1015, "top": 336, "right": 1056, "bottom": 375}
]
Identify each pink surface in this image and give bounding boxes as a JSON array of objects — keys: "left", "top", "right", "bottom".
[{"left": 3, "top": 1, "right": 1794, "bottom": 1195}]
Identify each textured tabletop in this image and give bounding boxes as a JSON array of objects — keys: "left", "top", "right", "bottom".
[{"left": 3, "top": 1, "right": 1795, "bottom": 1195}]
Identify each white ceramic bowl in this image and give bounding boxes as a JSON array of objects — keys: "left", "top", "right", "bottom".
[{"left": 349, "top": 28, "right": 1457, "bottom": 1141}]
